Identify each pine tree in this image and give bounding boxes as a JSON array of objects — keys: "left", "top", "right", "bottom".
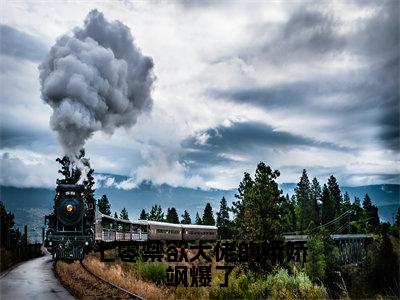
[
  {"left": 351, "top": 197, "right": 365, "bottom": 233},
  {"left": 327, "top": 175, "right": 342, "bottom": 222},
  {"left": 395, "top": 207, "right": 400, "bottom": 227},
  {"left": 362, "top": 194, "right": 380, "bottom": 232},
  {"left": 340, "top": 191, "right": 352, "bottom": 233},
  {"left": 97, "top": 195, "right": 111, "bottom": 215},
  {"left": 120, "top": 207, "right": 129, "bottom": 220},
  {"left": 310, "top": 177, "right": 321, "bottom": 226},
  {"left": 195, "top": 212, "right": 202, "bottom": 225},
  {"left": 295, "top": 169, "right": 312, "bottom": 231},
  {"left": 202, "top": 203, "right": 215, "bottom": 225},
  {"left": 114, "top": 212, "right": 118, "bottom": 219},
  {"left": 216, "top": 196, "right": 231, "bottom": 239},
  {"left": 321, "top": 184, "right": 335, "bottom": 225},
  {"left": 139, "top": 209, "right": 148, "bottom": 220},
  {"left": 343, "top": 192, "right": 351, "bottom": 210},
  {"left": 166, "top": 207, "right": 179, "bottom": 224},
  {"left": 181, "top": 210, "right": 192, "bottom": 224},
  {"left": 305, "top": 225, "right": 327, "bottom": 283},
  {"left": 1, "top": 201, "right": 15, "bottom": 247},
  {"left": 231, "top": 172, "right": 253, "bottom": 237},
  {"left": 149, "top": 205, "right": 164, "bottom": 221},
  {"left": 231, "top": 162, "right": 285, "bottom": 241}
]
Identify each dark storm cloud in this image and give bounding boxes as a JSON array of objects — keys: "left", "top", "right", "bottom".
[
  {"left": 277, "top": 8, "right": 346, "bottom": 59},
  {"left": 0, "top": 125, "right": 56, "bottom": 149},
  {"left": 183, "top": 121, "right": 348, "bottom": 155},
  {"left": 212, "top": 2, "right": 399, "bottom": 151},
  {"left": 0, "top": 24, "right": 48, "bottom": 61},
  {"left": 211, "top": 78, "right": 361, "bottom": 111}
]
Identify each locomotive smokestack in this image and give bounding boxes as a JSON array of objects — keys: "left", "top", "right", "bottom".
[{"left": 39, "top": 9, "right": 155, "bottom": 157}]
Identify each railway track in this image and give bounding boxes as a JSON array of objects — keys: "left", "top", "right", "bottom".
[{"left": 79, "top": 260, "right": 144, "bottom": 299}]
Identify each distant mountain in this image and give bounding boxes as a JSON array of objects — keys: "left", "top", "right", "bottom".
[{"left": 1, "top": 179, "right": 398, "bottom": 242}]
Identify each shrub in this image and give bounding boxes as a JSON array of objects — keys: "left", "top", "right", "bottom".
[
  {"left": 210, "top": 268, "right": 326, "bottom": 299},
  {"left": 125, "top": 261, "right": 167, "bottom": 284},
  {"left": 266, "top": 269, "right": 327, "bottom": 299}
]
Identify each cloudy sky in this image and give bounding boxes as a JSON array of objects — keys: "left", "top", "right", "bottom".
[{"left": 1, "top": 0, "right": 399, "bottom": 190}]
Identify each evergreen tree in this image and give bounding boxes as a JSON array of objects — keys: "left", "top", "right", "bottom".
[
  {"left": 327, "top": 175, "right": 342, "bottom": 222},
  {"left": 342, "top": 192, "right": 352, "bottom": 213},
  {"left": 395, "top": 207, "right": 400, "bottom": 226},
  {"left": 362, "top": 194, "right": 380, "bottom": 232},
  {"left": 0, "top": 201, "right": 15, "bottom": 247},
  {"left": 114, "top": 212, "right": 118, "bottom": 219},
  {"left": 295, "top": 169, "right": 313, "bottom": 231},
  {"left": 310, "top": 177, "right": 321, "bottom": 226},
  {"left": 139, "top": 209, "right": 148, "bottom": 220},
  {"left": 149, "top": 205, "right": 164, "bottom": 221},
  {"left": 321, "top": 184, "right": 335, "bottom": 225},
  {"left": 231, "top": 162, "right": 285, "bottom": 241},
  {"left": 305, "top": 225, "right": 327, "bottom": 283},
  {"left": 181, "top": 210, "right": 192, "bottom": 224},
  {"left": 97, "top": 195, "right": 111, "bottom": 215},
  {"left": 120, "top": 207, "right": 129, "bottom": 220},
  {"left": 319, "top": 228, "right": 341, "bottom": 298},
  {"left": 352, "top": 196, "right": 363, "bottom": 219},
  {"left": 202, "top": 203, "right": 215, "bottom": 225},
  {"left": 340, "top": 192, "right": 352, "bottom": 233},
  {"left": 216, "top": 196, "right": 232, "bottom": 239},
  {"left": 195, "top": 212, "right": 202, "bottom": 225},
  {"left": 166, "top": 207, "right": 179, "bottom": 224},
  {"left": 350, "top": 196, "right": 366, "bottom": 233},
  {"left": 231, "top": 172, "right": 253, "bottom": 237}
]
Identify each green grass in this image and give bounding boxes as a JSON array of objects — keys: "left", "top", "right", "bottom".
[
  {"left": 124, "top": 260, "right": 167, "bottom": 284},
  {"left": 209, "top": 268, "right": 327, "bottom": 299}
]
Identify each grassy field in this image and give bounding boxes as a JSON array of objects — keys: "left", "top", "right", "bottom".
[{"left": 55, "top": 250, "right": 328, "bottom": 300}]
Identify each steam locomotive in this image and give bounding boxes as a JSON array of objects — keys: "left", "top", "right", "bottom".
[
  {"left": 45, "top": 183, "right": 218, "bottom": 260},
  {"left": 44, "top": 184, "right": 95, "bottom": 260}
]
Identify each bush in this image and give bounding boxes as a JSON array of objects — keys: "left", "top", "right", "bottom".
[
  {"left": 266, "top": 269, "right": 327, "bottom": 299},
  {"left": 210, "top": 268, "right": 327, "bottom": 299},
  {"left": 125, "top": 261, "right": 167, "bottom": 284},
  {"left": 210, "top": 272, "right": 253, "bottom": 299}
]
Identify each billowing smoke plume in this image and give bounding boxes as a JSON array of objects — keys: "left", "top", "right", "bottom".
[{"left": 39, "top": 10, "right": 154, "bottom": 156}]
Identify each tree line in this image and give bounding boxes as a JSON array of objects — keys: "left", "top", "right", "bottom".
[
  {"left": 98, "top": 195, "right": 219, "bottom": 227},
  {"left": 97, "top": 162, "right": 397, "bottom": 241}
]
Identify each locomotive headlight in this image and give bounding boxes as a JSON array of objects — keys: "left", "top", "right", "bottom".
[{"left": 66, "top": 204, "right": 74, "bottom": 212}]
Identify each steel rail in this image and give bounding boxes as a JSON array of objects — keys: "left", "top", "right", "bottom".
[{"left": 80, "top": 260, "right": 144, "bottom": 299}]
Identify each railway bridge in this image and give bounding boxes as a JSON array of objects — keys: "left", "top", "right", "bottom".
[{"left": 284, "top": 234, "right": 374, "bottom": 265}]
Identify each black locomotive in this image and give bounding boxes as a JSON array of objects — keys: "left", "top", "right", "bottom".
[{"left": 44, "top": 183, "right": 95, "bottom": 260}]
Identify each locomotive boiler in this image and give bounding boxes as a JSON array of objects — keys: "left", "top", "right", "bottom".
[{"left": 44, "top": 183, "right": 94, "bottom": 260}]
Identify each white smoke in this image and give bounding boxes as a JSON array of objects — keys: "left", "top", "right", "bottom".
[{"left": 39, "top": 9, "right": 154, "bottom": 156}]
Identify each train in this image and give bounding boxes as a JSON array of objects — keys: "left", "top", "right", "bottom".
[{"left": 44, "top": 183, "right": 218, "bottom": 260}]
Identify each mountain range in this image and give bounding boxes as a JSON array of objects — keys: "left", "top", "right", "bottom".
[{"left": 1, "top": 175, "right": 398, "bottom": 242}]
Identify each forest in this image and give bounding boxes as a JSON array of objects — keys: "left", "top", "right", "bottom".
[{"left": 96, "top": 161, "right": 400, "bottom": 299}]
